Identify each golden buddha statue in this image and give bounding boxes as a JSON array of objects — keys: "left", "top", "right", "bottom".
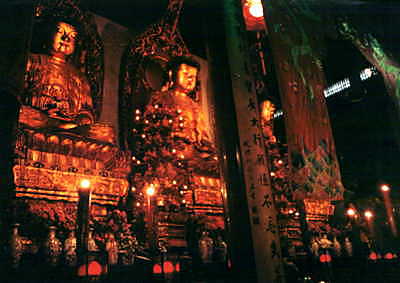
[
  {"left": 19, "top": 21, "right": 94, "bottom": 131},
  {"left": 135, "top": 56, "right": 217, "bottom": 175},
  {"left": 148, "top": 57, "right": 211, "bottom": 147}
]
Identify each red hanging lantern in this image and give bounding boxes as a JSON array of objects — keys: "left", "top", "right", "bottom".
[
  {"left": 384, "top": 252, "right": 394, "bottom": 260},
  {"left": 319, "top": 254, "right": 332, "bottom": 263},
  {"left": 175, "top": 262, "right": 181, "bottom": 273},
  {"left": 241, "top": 0, "right": 266, "bottom": 31},
  {"left": 163, "top": 261, "right": 175, "bottom": 273},
  {"left": 153, "top": 263, "right": 162, "bottom": 274},
  {"left": 369, "top": 252, "right": 378, "bottom": 261},
  {"left": 77, "top": 260, "right": 104, "bottom": 277}
]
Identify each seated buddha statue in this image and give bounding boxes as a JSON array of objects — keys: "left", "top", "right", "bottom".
[
  {"left": 148, "top": 57, "right": 212, "bottom": 149},
  {"left": 130, "top": 55, "right": 218, "bottom": 178},
  {"left": 19, "top": 21, "right": 95, "bottom": 132}
]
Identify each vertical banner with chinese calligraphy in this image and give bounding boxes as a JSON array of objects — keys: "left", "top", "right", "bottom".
[
  {"left": 262, "top": 0, "right": 344, "bottom": 202},
  {"left": 223, "top": 1, "right": 284, "bottom": 282}
]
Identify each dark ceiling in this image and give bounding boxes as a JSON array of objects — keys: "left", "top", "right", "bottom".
[
  {"left": 82, "top": 0, "right": 214, "bottom": 57},
  {"left": 82, "top": 0, "right": 213, "bottom": 29}
]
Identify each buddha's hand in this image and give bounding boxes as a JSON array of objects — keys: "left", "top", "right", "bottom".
[{"left": 19, "top": 105, "right": 50, "bottom": 128}]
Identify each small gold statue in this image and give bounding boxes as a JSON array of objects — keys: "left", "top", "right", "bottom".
[{"left": 20, "top": 21, "right": 94, "bottom": 131}]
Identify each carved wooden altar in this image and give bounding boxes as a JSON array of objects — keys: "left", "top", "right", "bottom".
[{"left": 14, "top": 128, "right": 130, "bottom": 206}]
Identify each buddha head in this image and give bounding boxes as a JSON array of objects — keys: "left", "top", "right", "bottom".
[
  {"left": 167, "top": 56, "right": 200, "bottom": 95},
  {"left": 176, "top": 63, "right": 198, "bottom": 92},
  {"left": 50, "top": 21, "right": 78, "bottom": 59}
]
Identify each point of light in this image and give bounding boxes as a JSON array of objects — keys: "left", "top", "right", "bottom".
[
  {"left": 381, "top": 184, "right": 390, "bottom": 192},
  {"left": 360, "top": 67, "right": 377, "bottom": 81},
  {"left": 249, "top": 2, "right": 264, "bottom": 18},
  {"left": 346, "top": 208, "right": 356, "bottom": 217},
  {"left": 80, "top": 179, "right": 91, "bottom": 190},
  {"left": 364, "top": 210, "right": 373, "bottom": 219},
  {"left": 146, "top": 184, "right": 156, "bottom": 196}
]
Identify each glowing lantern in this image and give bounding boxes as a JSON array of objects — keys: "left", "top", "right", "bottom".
[
  {"left": 384, "top": 252, "right": 394, "bottom": 260},
  {"left": 369, "top": 252, "right": 378, "bottom": 261},
  {"left": 163, "top": 261, "right": 175, "bottom": 273},
  {"left": 319, "top": 254, "right": 332, "bottom": 263},
  {"left": 249, "top": 1, "right": 263, "bottom": 18},
  {"left": 153, "top": 264, "right": 162, "bottom": 274},
  {"left": 242, "top": 0, "right": 266, "bottom": 31},
  {"left": 175, "top": 262, "right": 181, "bottom": 273},
  {"left": 77, "top": 261, "right": 103, "bottom": 277}
]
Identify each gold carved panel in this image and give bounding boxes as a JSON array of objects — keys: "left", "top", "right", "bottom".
[{"left": 13, "top": 164, "right": 128, "bottom": 206}]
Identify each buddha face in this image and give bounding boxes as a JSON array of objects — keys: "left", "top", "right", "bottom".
[
  {"left": 51, "top": 22, "right": 77, "bottom": 56},
  {"left": 176, "top": 63, "right": 198, "bottom": 92}
]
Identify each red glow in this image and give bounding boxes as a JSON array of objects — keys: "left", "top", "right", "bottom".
[
  {"left": 77, "top": 261, "right": 103, "bottom": 276},
  {"left": 153, "top": 264, "right": 162, "bottom": 274},
  {"left": 175, "top": 263, "right": 180, "bottom": 273},
  {"left": 242, "top": 0, "right": 266, "bottom": 31},
  {"left": 384, "top": 252, "right": 394, "bottom": 260},
  {"left": 163, "top": 261, "right": 175, "bottom": 273},
  {"left": 369, "top": 252, "right": 378, "bottom": 261},
  {"left": 319, "top": 254, "right": 332, "bottom": 263}
]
